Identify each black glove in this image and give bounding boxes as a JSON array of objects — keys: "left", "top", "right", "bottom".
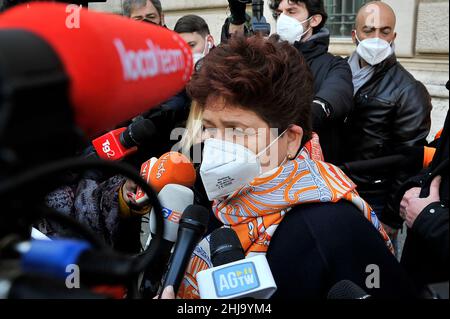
[{"left": 228, "top": 0, "right": 248, "bottom": 25}]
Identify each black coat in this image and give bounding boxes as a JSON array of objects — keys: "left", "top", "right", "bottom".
[
  {"left": 344, "top": 54, "right": 432, "bottom": 228},
  {"left": 203, "top": 200, "right": 417, "bottom": 298},
  {"left": 400, "top": 111, "right": 449, "bottom": 290},
  {"left": 268, "top": 201, "right": 417, "bottom": 299},
  {"left": 125, "top": 90, "right": 191, "bottom": 168},
  {"left": 294, "top": 29, "right": 354, "bottom": 164}
]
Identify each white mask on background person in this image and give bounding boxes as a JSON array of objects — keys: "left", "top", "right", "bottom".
[
  {"left": 276, "top": 13, "right": 312, "bottom": 44},
  {"left": 355, "top": 34, "right": 393, "bottom": 66},
  {"left": 200, "top": 129, "right": 288, "bottom": 200},
  {"left": 193, "top": 37, "right": 213, "bottom": 66}
]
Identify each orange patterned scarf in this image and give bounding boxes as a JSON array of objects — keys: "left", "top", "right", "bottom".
[{"left": 178, "top": 135, "right": 393, "bottom": 299}]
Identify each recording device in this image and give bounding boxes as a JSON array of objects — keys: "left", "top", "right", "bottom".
[
  {"left": 231, "top": 0, "right": 271, "bottom": 34},
  {"left": 250, "top": 0, "right": 271, "bottom": 35},
  {"left": 196, "top": 228, "right": 277, "bottom": 299}
]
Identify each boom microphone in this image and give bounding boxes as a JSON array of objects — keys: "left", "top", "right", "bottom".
[{"left": 0, "top": 2, "right": 193, "bottom": 137}]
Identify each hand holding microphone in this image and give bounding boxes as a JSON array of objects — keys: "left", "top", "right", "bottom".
[
  {"left": 120, "top": 157, "right": 158, "bottom": 208},
  {"left": 120, "top": 151, "right": 197, "bottom": 210}
]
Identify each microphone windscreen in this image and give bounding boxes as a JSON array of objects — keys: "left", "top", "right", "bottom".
[
  {"left": 327, "top": 280, "right": 370, "bottom": 299},
  {"left": 180, "top": 204, "right": 210, "bottom": 232},
  {"left": 210, "top": 227, "right": 245, "bottom": 267},
  {"left": 0, "top": 2, "right": 193, "bottom": 137},
  {"left": 149, "top": 152, "right": 196, "bottom": 193},
  {"left": 120, "top": 119, "right": 157, "bottom": 148}
]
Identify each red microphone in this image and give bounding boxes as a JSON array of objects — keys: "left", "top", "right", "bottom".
[
  {"left": 0, "top": 2, "right": 193, "bottom": 138},
  {"left": 91, "top": 127, "right": 137, "bottom": 160},
  {"left": 91, "top": 117, "right": 156, "bottom": 160}
]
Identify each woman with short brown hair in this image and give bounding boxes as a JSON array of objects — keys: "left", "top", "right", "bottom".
[{"left": 177, "top": 35, "right": 415, "bottom": 299}]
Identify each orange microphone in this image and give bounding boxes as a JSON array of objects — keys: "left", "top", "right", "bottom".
[{"left": 135, "top": 152, "right": 197, "bottom": 204}]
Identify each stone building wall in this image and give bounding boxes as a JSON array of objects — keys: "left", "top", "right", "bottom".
[{"left": 89, "top": 0, "right": 449, "bottom": 139}]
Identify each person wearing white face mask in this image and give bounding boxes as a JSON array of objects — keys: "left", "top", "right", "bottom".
[
  {"left": 174, "top": 35, "right": 416, "bottom": 300},
  {"left": 270, "top": 0, "right": 353, "bottom": 166},
  {"left": 174, "top": 15, "right": 215, "bottom": 68},
  {"left": 343, "top": 1, "right": 432, "bottom": 251}
]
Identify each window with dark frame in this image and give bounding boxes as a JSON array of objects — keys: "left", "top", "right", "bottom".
[{"left": 325, "top": 0, "right": 370, "bottom": 38}]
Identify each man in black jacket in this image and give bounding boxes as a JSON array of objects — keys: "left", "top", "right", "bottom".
[
  {"left": 397, "top": 93, "right": 449, "bottom": 293},
  {"left": 269, "top": 0, "right": 353, "bottom": 164},
  {"left": 344, "top": 1, "right": 432, "bottom": 242}
]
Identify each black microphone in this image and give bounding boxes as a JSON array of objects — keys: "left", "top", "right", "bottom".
[
  {"left": 210, "top": 227, "right": 245, "bottom": 267},
  {"left": 159, "top": 204, "right": 209, "bottom": 296},
  {"left": 327, "top": 280, "right": 372, "bottom": 299},
  {"left": 119, "top": 118, "right": 157, "bottom": 149}
]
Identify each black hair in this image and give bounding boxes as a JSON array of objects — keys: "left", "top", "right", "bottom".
[
  {"left": 269, "top": 0, "right": 328, "bottom": 33},
  {"left": 122, "top": 0, "right": 163, "bottom": 18},
  {"left": 174, "top": 14, "right": 211, "bottom": 38}
]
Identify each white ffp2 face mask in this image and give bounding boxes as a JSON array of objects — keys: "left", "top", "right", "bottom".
[
  {"left": 355, "top": 35, "right": 393, "bottom": 66},
  {"left": 276, "top": 13, "right": 312, "bottom": 44},
  {"left": 193, "top": 37, "right": 213, "bottom": 65},
  {"left": 200, "top": 131, "right": 287, "bottom": 201}
]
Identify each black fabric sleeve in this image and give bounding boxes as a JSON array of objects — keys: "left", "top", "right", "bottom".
[
  {"left": 314, "top": 56, "right": 353, "bottom": 122},
  {"left": 267, "top": 201, "right": 417, "bottom": 299},
  {"left": 411, "top": 201, "right": 449, "bottom": 266}
]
